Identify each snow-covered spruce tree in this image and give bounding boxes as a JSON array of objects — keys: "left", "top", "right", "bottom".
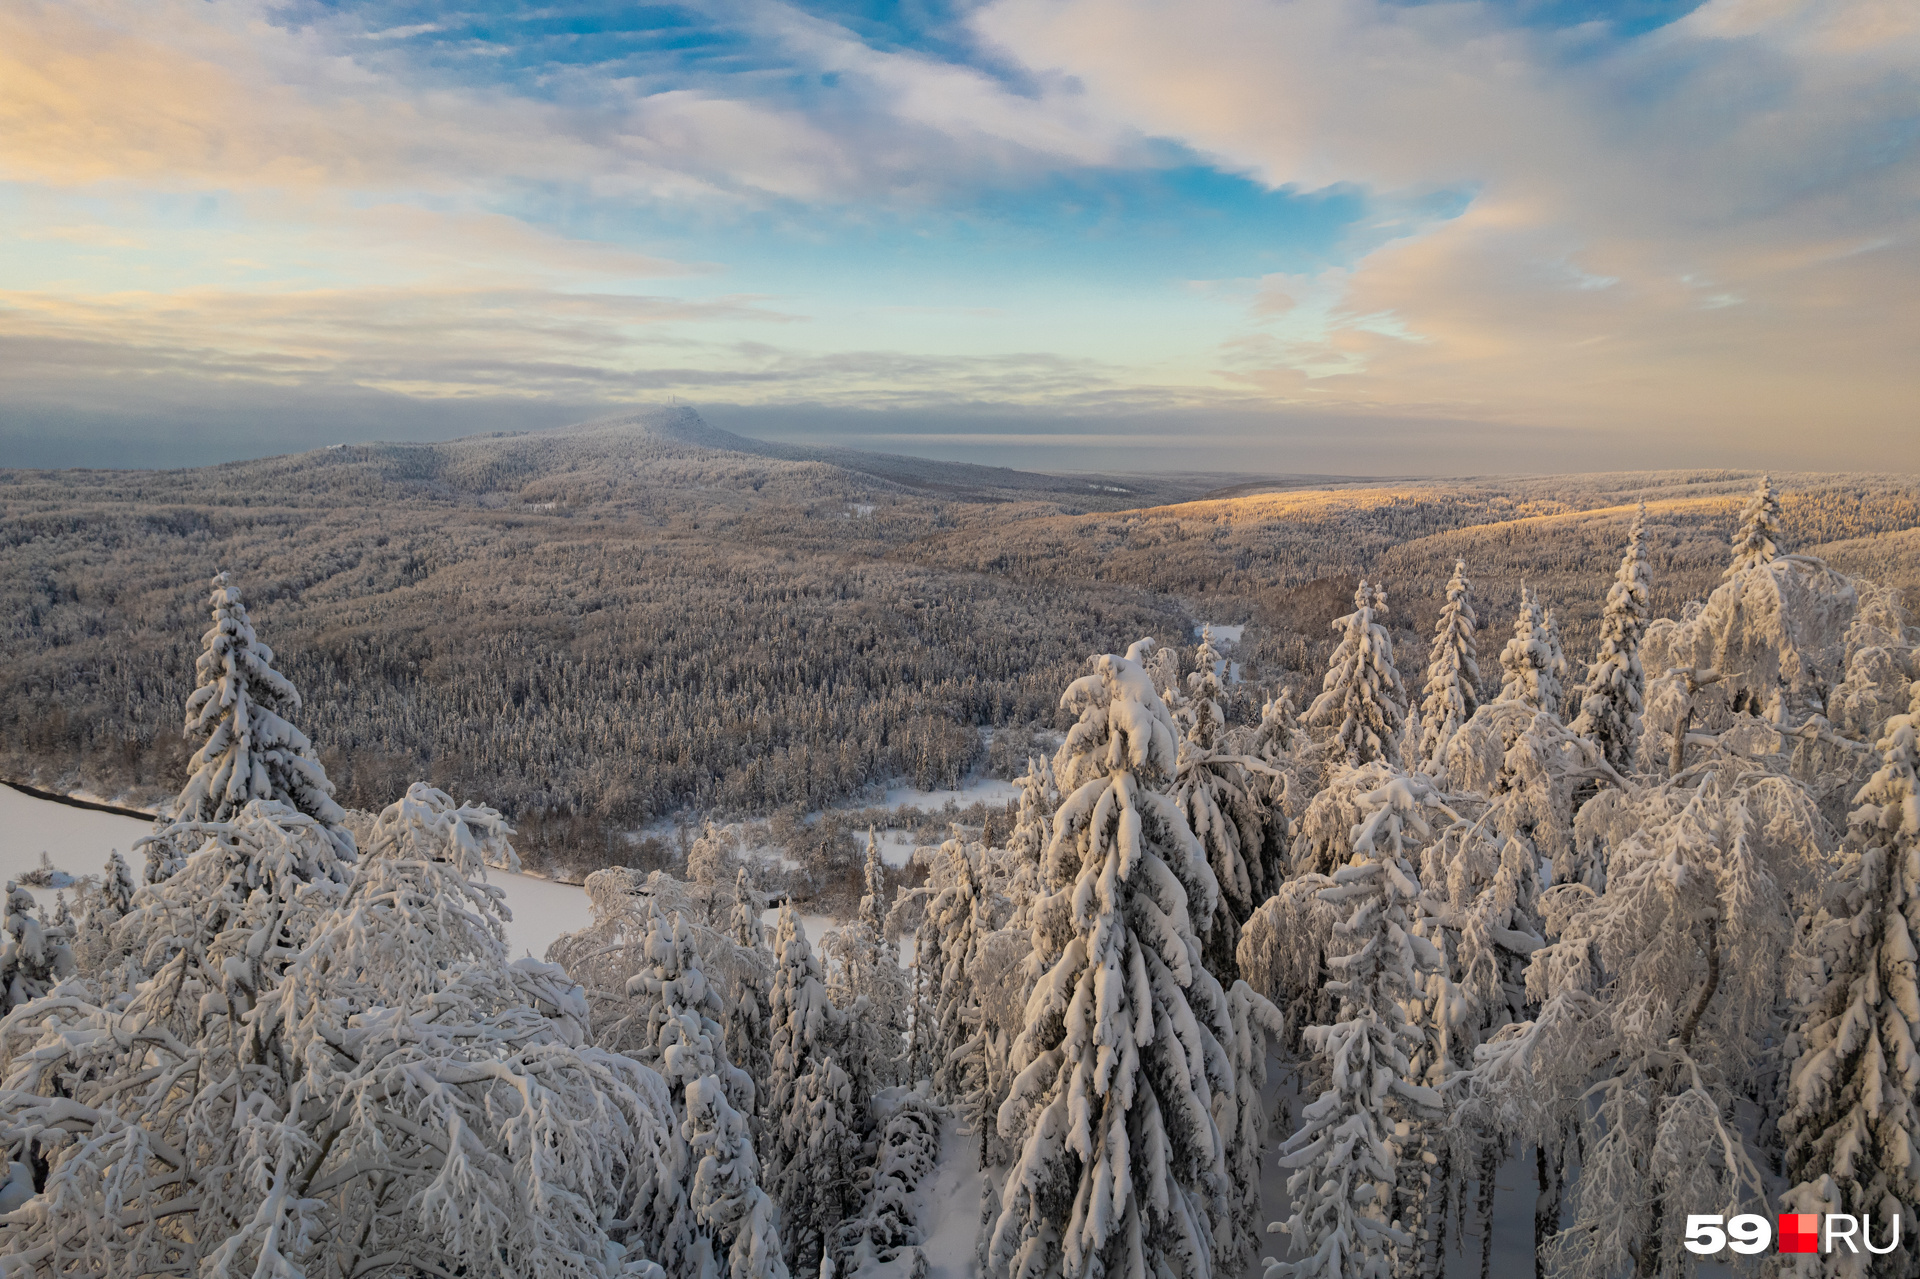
[
  {"left": 1497, "top": 586, "right": 1561, "bottom": 715},
  {"left": 771, "top": 1053, "right": 860, "bottom": 1274},
  {"left": 620, "top": 902, "right": 757, "bottom": 1120},
  {"left": 688, "top": 821, "right": 737, "bottom": 889},
  {"left": 1265, "top": 772, "right": 1447, "bottom": 1279},
  {"left": 1176, "top": 630, "right": 1286, "bottom": 983},
  {"left": 1308, "top": 582, "right": 1406, "bottom": 766},
  {"left": 924, "top": 834, "right": 992, "bottom": 1116},
  {"left": 599, "top": 899, "right": 783, "bottom": 1277},
  {"left": 1543, "top": 607, "right": 1569, "bottom": 720},
  {"left": 1, "top": 786, "right": 688, "bottom": 1278},
  {"left": 860, "top": 826, "right": 888, "bottom": 932},
  {"left": 832, "top": 1084, "right": 943, "bottom": 1278},
  {"left": 1779, "top": 684, "right": 1920, "bottom": 1271},
  {"left": 100, "top": 849, "right": 135, "bottom": 917},
  {"left": 1005, "top": 754, "right": 1060, "bottom": 926},
  {"left": 1725, "top": 473, "right": 1783, "bottom": 576},
  {"left": 685, "top": 1075, "right": 790, "bottom": 1279},
  {"left": 1222, "top": 980, "right": 1286, "bottom": 1275},
  {"left": 0, "top": 882, "right": 74, "bottom": 1014},
  {"left": 727, "top": 865, "right": 775, "bottom": 1116},
  {"left": 1249, "top": 686, "right": 1304, "bottom": 766},
  {"left": 989, "top": 648, "right": 1257, "bottom": 1279},
  {"left": 1419, "top": 560, "right": 1482, "bottom": 767},
  {"left": 825, "top": 831, "right": 911, "bottom": 1106},
  {"left": 764, "top": 906, "right": 843, "bottom": 1236},
  {"left": 170, "top": 571, "right": 351, "bottom": 859},
  {"left": 1570, "top": 508, "right": 1652, "bottom": 775}
]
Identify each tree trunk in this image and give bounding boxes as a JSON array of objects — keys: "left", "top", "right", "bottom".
[
  {"left": 1534, "top": 1142, "right": 1565, "bottom": 1279},
  {"left": 1477, "top": 1144, "right": 1499, "bottom": 1279},
  {"left": 1669, "top": 702, "right": 1692, "bottom": 777}
]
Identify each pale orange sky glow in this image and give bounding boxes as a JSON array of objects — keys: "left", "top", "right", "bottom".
[{"left": 2, "top": 0, "right": 1915, "bottom": 470}]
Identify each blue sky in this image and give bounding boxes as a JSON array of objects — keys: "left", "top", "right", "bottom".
[{"left": 1, "top": 0, "right": 1914, "bottom": 470}]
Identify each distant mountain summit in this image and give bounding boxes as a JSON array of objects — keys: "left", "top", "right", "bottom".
[{"left": 560, "top": 406, "right": 771, "bottom": 455}]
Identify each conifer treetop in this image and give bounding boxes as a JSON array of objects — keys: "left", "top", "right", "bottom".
[
  {"left": 176, "top": 571, "right": 346, "bottom": 843},
  {"left": 1726, "top": 474, "right": 1784, "bottom": 577},
  {"left": 1308, "top": 581, "right": 1406, "bottom": 766},
  {"left": 1570, "top": 507, "right": 1652, "bottom": 773},
  {"left": 1419, "top": 559, "right": 1481, "bottom": 766}
]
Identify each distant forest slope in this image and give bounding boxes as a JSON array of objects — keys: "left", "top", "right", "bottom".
[{"left": 5, "top": 408, "right": 1915, "bottom": 871}]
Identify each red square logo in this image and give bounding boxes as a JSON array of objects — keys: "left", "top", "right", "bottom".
[{"left": 1778, "top": 1213, "right": 1819, "bottom": 1254}]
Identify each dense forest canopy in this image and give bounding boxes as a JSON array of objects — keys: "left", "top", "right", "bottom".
[{"left": 4, "top": 409, "right": 1916, "bottom": 875}]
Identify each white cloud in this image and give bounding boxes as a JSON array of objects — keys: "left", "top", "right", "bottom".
[{"left": 973, "top": 0, "right": 1920, "bottom": 448}]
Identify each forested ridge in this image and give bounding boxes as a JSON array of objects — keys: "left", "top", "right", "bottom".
[
  {"left": 4, "top": 458, "right": 1920, "bottom": 1278},
  {"left": 5, "top": 409, "right": 1916, "bottom": 874}
]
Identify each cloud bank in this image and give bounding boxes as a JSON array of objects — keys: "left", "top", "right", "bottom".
[{"left": 2, "top": 0, "right": 1914, "bottom": 470}]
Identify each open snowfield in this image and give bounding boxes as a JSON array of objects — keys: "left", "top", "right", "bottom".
[
  {"left": 0, "top": 782, "right": 861, "bottom": 967},
  {"left": 0, "top": 784, "right": 152, "bottom": 890},
  {"left": 878, "top": 777, "right": 1023, "bottom": 812}
]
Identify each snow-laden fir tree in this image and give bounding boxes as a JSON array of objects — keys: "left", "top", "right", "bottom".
[
  {"left": 613, "top": 901, "right": 785, "bottom": 1276},
  {"left": 1, "top": 784, "right": 689, "bottom": 1277},
  {"left": 170, "top": 571, "right": 351, "bottom": 859},
  {"left": 1005, "top": 754, "right": 1060, "bottom": 926},
  {"left": 1309, "top": 582, "right": 1406, "bottom": 766},
  {"left": 688, "top": 821, "right": 736, "bottom": 888},
  {"left": 622, "top": 901, "right": 757, "bottom": 1120},
  {"left": 826, "top": 830, "right": 911, "bottom": 1105},
  {"left": 831, "top": 1084, "right": 943, "bottom": 1277},
  {"left": 923, "top": 834, "right": 992, "bottom": 1117},
  {"left": 685, "top": 1076, "right": 790, "bottom": 1279},
  {"left": 1419, "top": 560, "right": 1482, "bottom": 767},
  {"left": 860, "top": 826, "right": 888, "bottom": 932},
  {"left": 727, "top": 864, "right": 775, "bottom": 1115},
  {"left": 1725, "top": 473, "right": 1783, "bottom": 576},
  {"left": 1570, "top": 508, "right": 1652, "bottom": 775},
  {"left": 1497, "top": 586, "right": 1561, "bottom": 715},
  {"left": 772, "top": 1053, "right": 860, "bottom": 1274},
  {"left": 989, "top": 645, "right": 1264, "bottom": 1279},
  {"left": 1249, "top": 686, "right": 1304, "bottom": 766},
  {"left": 1543, "top": 607, "right": 1569, "bottom": 720},
  {"left": 1176, "top": 629, "right": 1285, "bottom": 981},
  {"left": 0, "top": 882, "right": 74, "bottom": 1014},
  {"left": 1779, "top": 681, "right": 1920, "bottom": 1273},
  {"left": 1265, "top": 773, "right": 1445, "bottom": 1279},
  {"left": 764, "top": 905, "right": 843, "bottom": 1246},
  {"left": 100, "top": 849, "right": 135, "bottom": 916}
]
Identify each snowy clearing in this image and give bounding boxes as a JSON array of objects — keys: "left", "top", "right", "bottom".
[{"left": 878, "top": 776, "right": 1022, "bottom": 811}]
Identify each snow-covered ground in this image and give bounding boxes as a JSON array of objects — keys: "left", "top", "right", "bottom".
[
  {"left": 916, "top": 1116, "right": 987, "bottom": 1279},
  {"left": 0, "top": 784, "right": 153, "bottom": 889},
  {"left": 879, "top": 777, "right": 1022, "bottom": 811},
  {"left": 1196, "top": 622, "right": 1245, "bottom": 646}
]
